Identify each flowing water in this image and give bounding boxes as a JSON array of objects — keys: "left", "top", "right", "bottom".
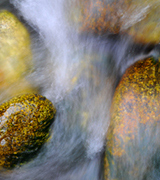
[{"left": 0, "top": 0, "right": 160, "bottom": 180}]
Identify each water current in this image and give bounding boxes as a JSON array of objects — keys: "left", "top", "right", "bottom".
[{"left": 0, "top": 0, "right": 160, "bottom": 180}]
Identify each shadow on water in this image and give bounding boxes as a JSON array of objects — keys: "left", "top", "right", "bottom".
[{"left": 0, "top": 0, "right": 160, "bottom": 180}]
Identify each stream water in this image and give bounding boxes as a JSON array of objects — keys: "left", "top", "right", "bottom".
[{"left": 0, "top": 0, "right": 160, "bottom": 180}]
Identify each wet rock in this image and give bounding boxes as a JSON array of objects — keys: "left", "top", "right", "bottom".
[
  {"left": 104, "top": 57, "right": 160, "bottom": 179},
  {"left": 0, "top": 94, "right": 56, "bottom": 168},
  {"left": 128, "top": 3, "right": 160, "bottom": 43},
  {"left": 70, "top": 0, "right": 130, "bottom": 34},
  {"left": 70, "top": 0, "right": 160, "bottom": 43},
  {"left": 0, "top": 10, "right": 37, "bottom": 102}
]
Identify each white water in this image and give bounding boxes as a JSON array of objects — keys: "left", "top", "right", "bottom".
[{"left": 0, "top": 0, "right": 160, "bottom": 179}]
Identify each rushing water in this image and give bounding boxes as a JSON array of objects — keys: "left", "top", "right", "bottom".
[{"left": 0, "top": 0, "right": 160, "bottom": 180}]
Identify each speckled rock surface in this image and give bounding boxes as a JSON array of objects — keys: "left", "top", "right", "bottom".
[
  {"left": 0, "top": 10, "right": 36, "bottom": 102},
  {"left": 71, "top": 0, "right": 132, "bottom": 34},
  {"left": 104, "top": 57, "right": 160, "bottom": 179},
  {"left": 70, "top": 0, "right": 160, "bottom": 43},
  {"left": 0, "top": 94, "right": 56, "bottom": 168}
]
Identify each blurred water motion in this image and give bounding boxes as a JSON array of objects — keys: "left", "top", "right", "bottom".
[{"left": 0, "top": 0, "right": 160, "bottom": 180}]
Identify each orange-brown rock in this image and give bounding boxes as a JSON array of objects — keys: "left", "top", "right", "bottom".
[
  {"left": 71, "top": 0, "right": 130, "bottom": 34},
  {"left": 70, "top": 0, "right": 160, "bottom": 43},
  {"left": 104, "top": 57, "right": 160, "bottom": 179}
]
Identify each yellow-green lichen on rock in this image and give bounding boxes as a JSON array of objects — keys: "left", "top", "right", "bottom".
[
  {"left": 0, "top": 10, "right": 37, "bottom": 102},
  {"left": 104, "top": 57, "right": 160, "bottom": 179},
  {"left": 0, "top": 94, "right": 56, "bottom": 168}
]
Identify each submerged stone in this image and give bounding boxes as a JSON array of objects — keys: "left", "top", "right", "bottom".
[
  {"left": 128, "top": 4, "right": 160, "bottom": 44},
  {"left": 104, "top": 57, "right": 160, "bottom": 179},
  {"left": 70, "top": 0, "right": 160, "bottom": 43},
  {"left": 74, "top": 0, "right": 130, "bottom": 34},
  {"left": 0, "top": 94, "right": 56, "bottom": 168},
  {"left": 0, "top": 10, "right": 36, "bottom": 102}
]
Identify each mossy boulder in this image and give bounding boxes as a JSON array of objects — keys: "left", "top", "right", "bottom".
[
  {"left": 0, "top": 10, "right": 37, "bottom": 102},
  {"left": 104, "top": 57, "right": 160, "bottom": 179},
  {"left": 0, "top": 94, "right": 56, "bottom": 168}
]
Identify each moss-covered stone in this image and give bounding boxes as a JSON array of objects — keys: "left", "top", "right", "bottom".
[
  {"left": 104, "top": 57, "right": 160, "bottom": 179},
  {"left": 0, "top": 94, "right": 56, "bottom": 168},
  {"left": 0, "top": 10, "right": 37, "bottom": 102}
]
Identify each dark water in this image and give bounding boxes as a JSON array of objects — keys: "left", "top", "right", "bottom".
[{"left": 0, "top": 0, "right": 160, "bottom": 180}]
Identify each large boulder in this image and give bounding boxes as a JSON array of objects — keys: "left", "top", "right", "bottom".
[{"left": 104, "top": 57, "right": 160, "bottom": 179}]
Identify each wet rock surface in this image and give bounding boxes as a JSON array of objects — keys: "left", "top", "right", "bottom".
[
  {"left": 0, "top": 10, "right": 36, "bottom": 102},
  {"left": 105, "top": 57, "right": 160, "bottom": 179},
  {"left": 70, "top": 0, "right": 160, "bottom": 43},
  {"left": 0, "top": 94, "right": 56, "bottom": 168},
  {"left": 128, "top": 3, "right": 160, "bottom": 44}
]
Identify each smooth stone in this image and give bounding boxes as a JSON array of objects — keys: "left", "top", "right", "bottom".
[
  {"left": 104, "top": 57, "right": 160, "bottom": 179},
  {"left": 0, "top": 93, "right": 56, "bottom": 168},
  {"left": 69, "top": 0, "right": 160, "bottom": 43},
  {"left": 0, "top": 10, "right": 37, "bottom": 102},
  {"left": 128, "top": 3, "right": 160, "bottom": 44}
]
